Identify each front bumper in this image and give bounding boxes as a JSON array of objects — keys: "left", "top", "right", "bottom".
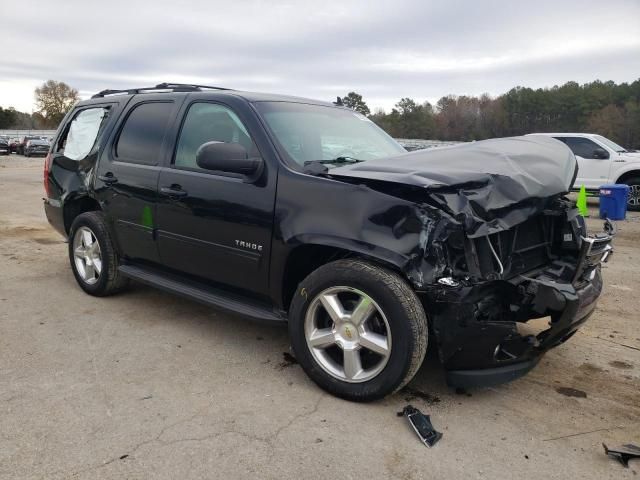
[
  {"left": 425, "top": 224, "right": 614, "bottom": 389},
  {"left": 441, "top": 269, "right": 601, "bottom": 388}
]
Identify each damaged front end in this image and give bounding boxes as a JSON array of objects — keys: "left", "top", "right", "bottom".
[
  {"left": 426, "top": 209, "right": 615, "bottom": 388},
  {"left": 325, "top": 136, "right": 615, "bottom": 387}
]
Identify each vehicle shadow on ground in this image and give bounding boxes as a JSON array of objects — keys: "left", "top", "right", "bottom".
[{"left": 107, "top": 280, "right": 515, "bottom": 408}]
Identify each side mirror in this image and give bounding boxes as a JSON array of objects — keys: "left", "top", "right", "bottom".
[
  {"left": 592, "top": 148, "right": 609, "bottom": 160},
  {"left": 196, "top": 141, "right": 263, "bottom": 179}
]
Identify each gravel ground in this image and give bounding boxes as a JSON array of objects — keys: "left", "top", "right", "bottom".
[{"left": 1, "top": 155, "right": 639, "bottom": 479}]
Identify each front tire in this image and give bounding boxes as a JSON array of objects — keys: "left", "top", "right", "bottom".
[
  {"left": 68, "top": 211, "right": 128, "bottom": 296},
  {"left": 289, "top": 259, "right": 428, "bottom": 402},
  {"left": 625, "top": 177, "right": 640, "bottom": 212}
]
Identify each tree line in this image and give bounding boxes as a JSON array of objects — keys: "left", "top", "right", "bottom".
[
  {"left": 342, "top": 79, "right": 640, "bottom": 149},
  {"left": 2, "top": 79, "right": 639, "bottom": 150}
]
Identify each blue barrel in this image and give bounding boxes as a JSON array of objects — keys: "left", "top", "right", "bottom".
[{"left": 599, "top": 184, "right": 630, "bottom": 220}]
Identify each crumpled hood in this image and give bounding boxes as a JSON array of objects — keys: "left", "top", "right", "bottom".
[{"left": 329, "top": 135, "right": 577, "bottom": 237}]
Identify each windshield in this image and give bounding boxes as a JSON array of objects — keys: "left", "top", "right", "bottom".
[
  {"left": 255, "top": 102, "right": 405, "bottom": 168},
  {"left": 594, "top": 134, "right": 626, "bottom": 153}
]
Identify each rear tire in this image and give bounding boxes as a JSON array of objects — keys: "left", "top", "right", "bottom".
[
  {"left": 289, "top": 259, "right": 428, "bottom": 402},
  {"left": 68, "top": 211, "right": 128, "bottom": 296},
  {"left": 624, "top": 177, "right": 640, "bottom": 211}
]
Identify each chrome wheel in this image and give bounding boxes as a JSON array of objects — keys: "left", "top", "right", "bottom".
[
  {"left": 72, "top": 226, "right": 102, "bottom": 285},
  {"left": 629, "top": 184, "right": 640, "bottom": 207},
  {"left": 304, "top": 286, "right": 392, "bottom": 383}
]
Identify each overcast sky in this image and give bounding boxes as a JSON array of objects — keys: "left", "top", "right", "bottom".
[{"left": 2, "top": 0, "right": 639, "bottom": 113}]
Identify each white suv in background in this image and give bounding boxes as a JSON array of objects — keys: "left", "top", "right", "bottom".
[{"left": 528, "top": 133, "right": 640, "bottom": 210}]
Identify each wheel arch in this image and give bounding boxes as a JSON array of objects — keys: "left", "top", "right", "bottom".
[
  {"left": 278, "top": 239, "right": 415, "bottom": 312},
  {"left": 615, "top": 169, "right": 640, "bottom": 184},
  {"left": 63, "top": 195, "right": 102, "bottom": 234}
]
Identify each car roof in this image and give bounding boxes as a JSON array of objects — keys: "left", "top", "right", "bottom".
[
  {"left": 224, "top": 90, "right": 337, "bottom": 106},
  {"left": 75, "top": 85, "right": 338, "bottom": 109}
]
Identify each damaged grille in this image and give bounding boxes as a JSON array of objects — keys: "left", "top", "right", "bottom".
[
  {"left": 460, "top": 214, "right": 555, "bottom": 280},
  {"left": 445, "top": 207, "right": 583, "bottom": 281},
  {"left": 479, "top": 215, "right": 553, "bottom": 280},
  {"left": 572, "top": 233, "right": 613, "bottom": 286},
  {"left": 445, "top": 206, "right": 615, "bottom": 285}
]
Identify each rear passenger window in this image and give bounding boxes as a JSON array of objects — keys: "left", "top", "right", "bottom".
[
  {"left": 59, "top": 107, "right": 108, "bottom": 160},
  {"left": 116, "top": 102, "right": 173, "bottom": 165},
  {"left": 174, "top": 103, "right": 257, "bottom": 171}
]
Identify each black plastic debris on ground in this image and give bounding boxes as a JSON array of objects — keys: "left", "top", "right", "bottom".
[
  {"left": 555, "top": 387, "right": 587, "bottom": 398},
  {"left": 397, "top": 404, "right": 442, "bottom": 448},
  {"left": 603, "top": 443, "right": 640, "bottom": 468}
]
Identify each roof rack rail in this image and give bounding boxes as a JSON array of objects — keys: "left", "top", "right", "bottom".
[
  {"left": 91, "top": 82, "right": 231, "bottom": 99},
  {"left": 155, "top": 82, "right": 231, "bottom": 91}
]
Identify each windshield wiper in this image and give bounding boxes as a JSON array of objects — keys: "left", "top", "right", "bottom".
[{"left": 303, "top": 156, "right": 364, "bottom": 167}]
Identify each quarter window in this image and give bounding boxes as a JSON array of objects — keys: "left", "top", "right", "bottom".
[
  {"left": 58, "top": 107, "right": 108, "bottom": 160},
  {"left": 554, "top": 137, "right": 605, "bottom": 160},
  {"left": 116, "top": 102, "right": 173, "bottom": 165},
  {"left": 174, "top": 103, "right": 257, "bottom": 171}
]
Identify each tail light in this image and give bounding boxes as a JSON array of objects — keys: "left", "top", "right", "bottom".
[{"left": 44, "top": 153, "right": 52, "bottom": 197}]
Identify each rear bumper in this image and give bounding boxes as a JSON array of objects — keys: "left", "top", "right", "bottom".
[{"left": 44, "top": 199, "right": 66, "bottom": 238}]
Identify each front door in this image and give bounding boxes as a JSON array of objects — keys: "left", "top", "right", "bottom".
[
  {"left": 96, "top": 97, "right": 183, "bottom": 263},
  {"left": 155, "top": 100, "right": 277, "bottom": 296},
  {"left": 555, "top": 136, "right": 612, "bottom": 189}
]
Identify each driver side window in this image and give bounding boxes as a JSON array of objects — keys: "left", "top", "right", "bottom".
[
  {"left": 555, "top": 137, "right": 606, "bottom": 159},
  {"left": 174, "top": 103, "right": 257, "bottom": 171}
]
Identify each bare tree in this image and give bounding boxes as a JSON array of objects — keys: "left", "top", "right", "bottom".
[{"left": 34, "top": 80, "right": 79, "bottom": 128}]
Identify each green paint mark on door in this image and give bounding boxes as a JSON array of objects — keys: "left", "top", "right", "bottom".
[{"left": 141, "top": 206, "right": 154, "bottom": 228}]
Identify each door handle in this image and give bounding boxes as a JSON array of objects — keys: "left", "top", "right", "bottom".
[
  {"left": 98, "top": 173, "right": 118, "bottom": 184},
  {"left": 160, "top": 185, "right": 188, "bottom": 198}
]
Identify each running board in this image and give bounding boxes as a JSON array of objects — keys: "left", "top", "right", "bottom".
[{"left": 118, "top": 264, "right": 286, "bottom": 323}]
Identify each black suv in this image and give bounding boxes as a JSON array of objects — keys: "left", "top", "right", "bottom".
[{"left": 44, "top": 83, "right": 614, "bottom": 401}]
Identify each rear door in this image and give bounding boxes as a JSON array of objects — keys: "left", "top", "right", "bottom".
[
  {"left": 95, "top": 95, "right": 185, "bottom": 264},
  {"left": 554, "top": 136, "right": 612, "bottom": 189},
  {"left": 155, "top": 97, "right": 277, "bottom": 296}
]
